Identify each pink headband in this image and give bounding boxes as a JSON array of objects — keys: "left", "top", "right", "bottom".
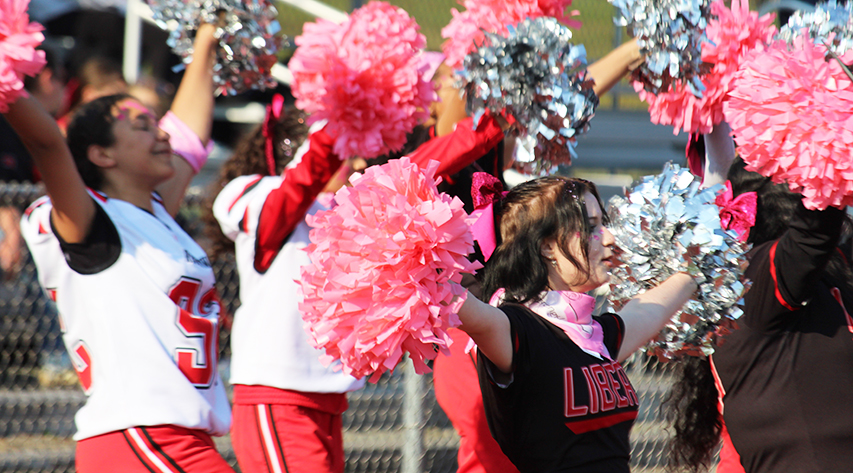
[{"left": 263, "top": 94, "right": 286, "bottom": 176}]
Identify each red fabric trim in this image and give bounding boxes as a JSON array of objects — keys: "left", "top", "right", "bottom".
[
  {"left": 407, "top": 114, "right": 504, "bottom": 180},
  {"left": 228, "top": 176, "right": 262, "bottom": 213},
  {"left": 241, "top": 206, "right": 250, "bottom": 234},
  {"left": 564, "top": 410, "right": 637, "bottom": 434},
  {"left": 613, "top": 314, "right": 624, "bottom": 356},
  {"left": 89, "top": 189, "right": 108, "bottom": 203},
  {"left": 255, "top": 405, "right": 287, "bottom": 473},
  {"left": 254, "top": 128, "right": 341, "bottom": 273},
  {"left": 709, "top": 356, "right": 726, "bottom": 411},
  {"left": 78, "top": 425, "right": 229, "bottom": 473},
  {"left": 129, "top": 427, "right": 184, "bottom": 473},
  {"left": 24, "top": 197, "right": 48, "bottom": 217},
  {"left": 769, "top": 241, "right": 796, "bottom": 311},
  {"left": 717, "top": 423, "right": 746, "bottom": 473}
]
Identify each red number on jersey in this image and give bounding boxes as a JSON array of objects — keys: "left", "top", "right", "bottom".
[
  {"left": 46, "top": 288, "right": 82, "bottom": 387},
  {"left": 168, "top": 277, "right": 220, "bottom": 388},
  {"left": 71, "top": 341, "right": 93, "bottom": 394}
]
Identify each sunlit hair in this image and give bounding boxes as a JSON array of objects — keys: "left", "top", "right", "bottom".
[
  {"left": 482, "top": 176, "right": 609, "bottom": 304},
  {"left": 66, "top": 93, "right": 133, "bottom": 190}
]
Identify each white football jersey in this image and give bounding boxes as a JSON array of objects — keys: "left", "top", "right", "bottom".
[
  {"left": 213, "top": 175, "right": 364, "bottom": 393},
  {"left": 21, "top": 191, "right": 231, "bottom": 440}
]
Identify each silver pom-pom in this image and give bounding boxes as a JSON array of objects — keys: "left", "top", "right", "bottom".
[
  {"left": 457, "top": 17, "right": 599, "bottom": 176},
  {"left": 606, "top": 163, "right": 750, "bottom": 360},
  {"left": 146, "top": 0, "right": 282, "bottom": 95},
  {"left": 778, "top": 0, "right": 853, "bottom": 56},
  {"left": 610, "top": 0, "right": 712, "bottom": 97}
]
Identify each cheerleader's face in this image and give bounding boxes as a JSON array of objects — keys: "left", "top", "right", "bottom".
[
  {"left": 104, "top": 99, "right": 174, "bottom": 186},
  {"left": 545, "top": 192, "right": 616, "bottom": 294}
]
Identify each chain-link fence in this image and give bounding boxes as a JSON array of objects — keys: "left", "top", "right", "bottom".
[{"left": 0, "top": 181, "right": 698, "bottom": 472}]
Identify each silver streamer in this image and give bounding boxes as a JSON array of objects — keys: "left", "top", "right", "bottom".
[
  {"left": 778, "top": 0, "right": 853, "bottom": 56},
  {"left": 457, "top": 17, "right": 599, "bottom": 176},
  {"left": 606, "top": 163, "right": 750, "bottom": 360},
  {"left": 610, "top": 0, "right": 712, "bottom": 97},
  {"left": 146, "top": 0, "right": 282, "bottom": 95}
]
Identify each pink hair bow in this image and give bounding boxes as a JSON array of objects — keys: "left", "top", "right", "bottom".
[
  {"left": 262, "top": 93, "right": 286, "bottom": 175},
  {"left": 715, "top": 180, "right": 757, "bottom": 242},
  {"left": 470, "top": 172, "right": 507, "bottom": 261}
]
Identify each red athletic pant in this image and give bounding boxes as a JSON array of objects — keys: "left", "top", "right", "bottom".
[
  {"left": 76, "top": 425, "right": 234, "bottom": 472},
  {"left": 231, "top": 401, "right": 345, "bottom": 473}
]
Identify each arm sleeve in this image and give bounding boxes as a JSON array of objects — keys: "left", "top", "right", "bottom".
[
  {"left": 744, "top": 202, "right": 845, "bottom": 329},
  {"left": 52, "top": 201, "right": 121, "bottom": 274},
  {"left": 254, "top": 127, "right": 342, "bottom": 272},
  {"left": 406, "top": 114, "right": 504, "bottom": 179},
  {"left": 477, "top": 304, "right": 528, "bottom": 389},
  {"left": 159, "top": 111, "right": 214, "bottom": 174},
  {"left": 211, "top": 127, "right": 343, "bottom": 273}
]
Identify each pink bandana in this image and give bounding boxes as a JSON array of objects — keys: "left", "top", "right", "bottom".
[{"left": 489, "top": 288, "right": 611, "bottom": 360}]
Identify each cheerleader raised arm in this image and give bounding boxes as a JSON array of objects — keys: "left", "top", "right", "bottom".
[
  {"left": 3, "top": 24, "right": 236, "bottom": 473},
  {"left": 453, "top": 176, "right": 696, "bottom": 472}
]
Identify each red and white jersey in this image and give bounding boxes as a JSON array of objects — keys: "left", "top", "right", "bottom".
[
  {"left": 21, "top": 191, "right": 231, "bottom": 441},
  {"left": 213, "top": 174, "right": 364, "bottom": 393}
]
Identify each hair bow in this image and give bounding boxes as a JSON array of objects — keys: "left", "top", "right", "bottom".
[
  {"left": 470, "top": 172, "right": 507, "bottom": 261},
  {"left": 715, "top": 180, "right": 757, "bottom": 242},
  {"left": 262, "top": 93, "right": 286, "bottom": 175}
]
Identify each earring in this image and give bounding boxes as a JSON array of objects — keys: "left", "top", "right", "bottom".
[{"left": 550, "top": 258, "right": 558, "bottom": 267}]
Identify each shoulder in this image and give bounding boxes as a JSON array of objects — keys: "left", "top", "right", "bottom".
[
  {"left": 214, "top": 175, "right": 279, "bottom": 210},
  {"left": 595, "top": 312, "right": 625, "bottom": 334}
]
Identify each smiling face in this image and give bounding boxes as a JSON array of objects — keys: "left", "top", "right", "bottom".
[
  {"left": 543, "top": 191, "right": 616, "bottom": 294},
  {"left": 102, "top": 98, "right": 174, "bottom": 187}
]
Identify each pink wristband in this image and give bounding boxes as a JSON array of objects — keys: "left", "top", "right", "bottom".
[{"left": 158, "top": 111, "right": 213, "bottom": 173}]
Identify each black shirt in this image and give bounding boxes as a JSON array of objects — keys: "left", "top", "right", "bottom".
[
  {"left": 712, "top": 203, "right": 853, "bottom": 473},
  {"left": 478, "top": 303, "right": 637, "bottom": 472}
]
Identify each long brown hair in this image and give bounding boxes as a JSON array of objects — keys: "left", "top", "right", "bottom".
[{"left": 482, "top": 176, "right": 608, "bottom": 304}]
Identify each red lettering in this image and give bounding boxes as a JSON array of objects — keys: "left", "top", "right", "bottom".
[
  {"left": 581, "top": 366, "right": 599, "bottom": 414},
  {"left": 168, "top": 278, "right": 219, "bottom": 388},
  {"left": 605, "top": 362, "right": 630, "bottom": 408},
  {"left": 617, "top": 365, "right": 639, "bottom": 406},
  {"left": 591, "top": 364, "right": 616, "bottom": 411},
  {"left": 564, "top": 368, "right": 588, "bottom": 417}
]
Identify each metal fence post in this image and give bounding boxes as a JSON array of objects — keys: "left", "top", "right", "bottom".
[
  {"left": 401, "top": 356, "right": 424, "bottom": 473},
  {"left": 123, "top": 0, "right": 143, "bottom": 84}
]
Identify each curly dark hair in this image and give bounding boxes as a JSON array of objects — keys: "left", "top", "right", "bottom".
[
  {"left": 663, "top": 357, "right": 722, "bottom": 473},
  {"left": 202, "top": 107, "right": 309, "bottom": 258},
  {"left": 65, "top": 93, "right": 132, "bottom": 190},
  {"left": 663, "top": 156, "right": 853, "bottom": 472},
  {"left": 481, "top": 176, "right": 609, "bottom": 304}
]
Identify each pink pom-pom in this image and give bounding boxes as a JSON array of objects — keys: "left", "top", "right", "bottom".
[
  {"left": 0, "top": 0, "right": 46, "bottom": 112},
  {"left": 637, "top": 0, "right": 776, "bottom": 134},
  {"left": 441, "top": 0, "right": 581, "bottom": 69},
  {"left": 298, "top": 157, "right": 482, "bottom": 382},
  {"left": 724, "top": 36, "right": 853, "bottom": 210},
  {"left": 289, "top": 1, "right": 435, "bottom": 160}
]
